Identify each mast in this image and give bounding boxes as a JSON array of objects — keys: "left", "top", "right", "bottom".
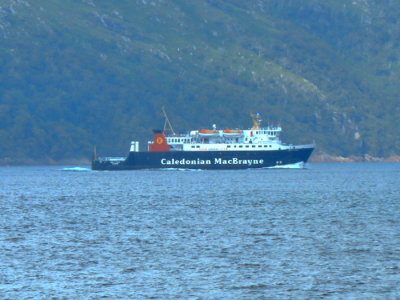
[
  {"left": 250, "top": 112, "right": 262, "bottom": 130},
  {"left": 162, "top": 106, "right": 176, "bottom": 135},
  {"left": 92, "top": 145, "right": 97, "bottom": 161}
]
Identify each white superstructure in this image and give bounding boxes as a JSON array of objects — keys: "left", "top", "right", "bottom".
[{"left": 147, "top": 113, "right": 313, "bottom": 152}]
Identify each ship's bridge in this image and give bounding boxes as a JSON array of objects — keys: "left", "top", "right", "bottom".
[{"left": 242, "top": 126, "right": 282, "bottom": 144}]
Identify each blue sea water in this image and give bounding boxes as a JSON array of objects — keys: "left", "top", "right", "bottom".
[{"left": 0, "top": 163, "right": 399, "bottom": 299}]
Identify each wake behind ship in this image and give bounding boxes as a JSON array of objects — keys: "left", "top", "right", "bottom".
[{"left": 92, "top": 112, "right": 314, "bottom": 170}]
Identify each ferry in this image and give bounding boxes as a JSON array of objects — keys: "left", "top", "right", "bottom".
[{"left": 92, "top": 110, "right": 314, "bottom": 170}]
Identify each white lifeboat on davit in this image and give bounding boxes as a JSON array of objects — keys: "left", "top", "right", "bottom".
[
  {"left": 223, "top": 129, "right": 243, "bottom": 138},
  {"left": 199, "top": 129, "right": 219, "bottom": 137}
]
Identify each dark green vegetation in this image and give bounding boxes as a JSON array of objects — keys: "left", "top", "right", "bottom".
[{"left": 1, "top": 0, "right": 399, "bottom": 163}]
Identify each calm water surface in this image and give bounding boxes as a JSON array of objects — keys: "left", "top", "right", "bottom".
[{"left": 0, "top": 163, "right": 399, "bottom": 299}]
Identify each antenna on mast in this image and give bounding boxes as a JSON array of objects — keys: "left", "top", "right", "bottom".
[
  {"left": 250, "top": 112, "right": 262, "bottom": 130},
  {"left": 162, "top": 106, "right": 176, "bottom": 135},
  {"left": 92, "top": 145, "right": 97, "bottom": 161}
]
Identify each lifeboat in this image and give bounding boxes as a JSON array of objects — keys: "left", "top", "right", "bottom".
[
  {"left": 223, "top": 129, "right": 243, "bottom": 138},
  {"left": 199, "top": 129, "right": 219, "bottom": 137}
]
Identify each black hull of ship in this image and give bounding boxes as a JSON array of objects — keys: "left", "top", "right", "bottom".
[{"left": 92, "top": 148, "right": 314, "bottom": 170}]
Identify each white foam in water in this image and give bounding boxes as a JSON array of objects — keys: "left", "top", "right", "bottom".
[
  {"left": 266, "top": 161, "right": 305, "bottom": 169},
  {"left": 158, "top": 168, "right": 203, "bottom": 171},
  {"left": 61, "top": 167, "right": 92, "bottom": 172}
]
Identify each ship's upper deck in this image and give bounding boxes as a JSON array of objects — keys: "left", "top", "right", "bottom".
[
  {"left": 147, "top": 126, "right": 287, "bottom": 151},
  {"left": 145, "top": 112, "right": 308, "bottom": 152}
]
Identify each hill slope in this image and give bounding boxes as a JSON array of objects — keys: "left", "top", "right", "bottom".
[{"left": 1, "top": 0, "right": 399, "bottom": 163}]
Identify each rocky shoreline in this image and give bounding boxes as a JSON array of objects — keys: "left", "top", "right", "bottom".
[
  {"left": 310, "top": 154, "right": 400, "bottom": 163},
  {"left": 0, "top": 158, "right": 91, "bottom": 166}
]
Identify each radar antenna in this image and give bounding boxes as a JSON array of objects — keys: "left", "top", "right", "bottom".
[
  {"left": 162, "top": 106, "right": 176, "bottom": 135},
  {"left": 250, "top": 112, "right": 262, "bottom": 130}
]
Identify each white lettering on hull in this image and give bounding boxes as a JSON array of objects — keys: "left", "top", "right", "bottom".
[{"left": 161, "top": 158, "right": 264, "bottom": 166}]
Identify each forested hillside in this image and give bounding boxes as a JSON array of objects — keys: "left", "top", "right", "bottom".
[{"left": 1, "top": 0, "right": 400, "bottom": 164}]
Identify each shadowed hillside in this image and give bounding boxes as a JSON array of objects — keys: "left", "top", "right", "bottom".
[{"left": 1, "top": 0, "right": 399, "bottom": 163}]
